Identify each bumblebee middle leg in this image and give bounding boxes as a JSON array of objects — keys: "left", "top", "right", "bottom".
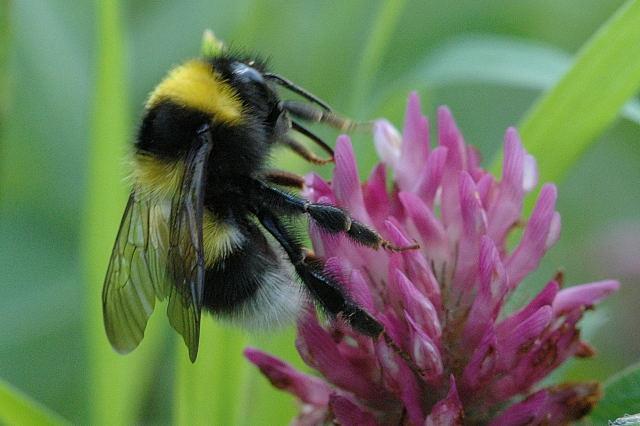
[
  {"left": 252, "top": 180, "right": 418, "bottom": 252},
  {"left": 264, "top": 169, "right": 306, "bottom": 189},
  {"left": 254, "top": 209, "right": 382, "bottom": 337}
]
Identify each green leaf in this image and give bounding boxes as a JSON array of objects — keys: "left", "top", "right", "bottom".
[
  {"left": 83, "top": 0, "right": 165, "bottom": 423},
  {"left": 493, "top": 0, "right": 640, "bottom": 184},
  {"left": 0, "top": 378, "right": 69, "bottom": 426},
  {"left": 589, "top": 362, "right": 640, "bottom": 423}
]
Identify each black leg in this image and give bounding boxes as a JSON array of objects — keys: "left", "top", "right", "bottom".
[
  {"left": 278, "top": 134, "right": 333, "bottom": 165},
  {"left": 254, "top": 209, "right": 382, "bottom": 337},
  {"left": 263, "top": 169, "right": 306, "bottom": 189},
  {"left": 291, "top": 121, "right": 335, "bottom": 158},
  {"left": 252, "top": 180, "right": 419, "bottom": 252}
]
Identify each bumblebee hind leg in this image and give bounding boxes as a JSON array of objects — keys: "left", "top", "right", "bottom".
[{"left": 255, "top": 209, "right": 382, "bottom": 337}]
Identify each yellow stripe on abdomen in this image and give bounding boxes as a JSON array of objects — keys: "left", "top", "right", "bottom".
[
  {"left": 146, "top": 60, "right": 244, "bottom": 125},
  {"left": 203, "top": 212, "right": 244, "bottom": 267}
]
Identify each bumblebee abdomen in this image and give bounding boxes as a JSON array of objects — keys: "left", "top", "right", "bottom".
[{"left": 203, "top": 221, "right": 302, "bottom": 329}]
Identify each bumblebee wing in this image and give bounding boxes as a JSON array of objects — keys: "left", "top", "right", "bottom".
[
  {"left": 102, "top": 193, "right": 172, "bottom": 355},
  {"left": 166, "top": 140, "right": 213, "bottom": 362}
]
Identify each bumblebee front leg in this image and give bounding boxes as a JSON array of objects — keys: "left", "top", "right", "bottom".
[
  {"left": 283, "top": 100, "right": 368, "bottom": 132},
  {"left": 253, "top": 180, "right": 418, "bottom": 252},
  {"left": 254, "top": 209, "right": 382, "bottom": 337}
]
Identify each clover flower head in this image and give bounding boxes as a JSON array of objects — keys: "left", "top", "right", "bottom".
[{"left": 246, "top": 93, "right": 618, "bottom": 425}]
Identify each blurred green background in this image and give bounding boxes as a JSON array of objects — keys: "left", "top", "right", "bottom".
[{"left": 1, "top": 0, "right": 639, "bottom": 424}]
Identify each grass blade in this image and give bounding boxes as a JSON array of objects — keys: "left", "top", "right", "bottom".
[
  {"left": 83, "top": 0, "right": 165, "bottom": 423},
  {"left": 0, "top": 378, "right": 70, "bottom": 426},
  {"left": 491, "top": 0, "right": 640, "bottom": 184},
  {"left": 589, "top": 361, "right": 640, "bottom": 423},
  {"left": 351, "top": 0, "right": 407, "bottom": 111},
  {"left": 174, "top": 320, "right": 249, "bottom": 425}
]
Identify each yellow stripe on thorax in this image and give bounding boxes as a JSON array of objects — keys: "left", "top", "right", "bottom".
[
  {"left": 131, "top": 154, "right": 185, "bottom": 200},
  {"left": 146, "top": 60, "right": 244, "bottom": 125}
]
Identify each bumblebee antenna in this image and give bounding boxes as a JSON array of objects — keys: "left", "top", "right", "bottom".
[{"left": 264, "top": 73, "right": 332, "bottom": 112}]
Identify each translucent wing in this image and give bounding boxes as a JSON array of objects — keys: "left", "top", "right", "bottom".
[
  {"left": 102, "top": 138, "right": 212, "bottom": 362},
  {"left": 102, "top": 193, "right": 172, "bottom": 354},
  {"left": 166, "top": 141, "right": 212, "bottom": 362}
]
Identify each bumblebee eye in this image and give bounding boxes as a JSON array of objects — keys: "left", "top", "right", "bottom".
[{"left": 231, "top": 62, "right": 264, "bottom": 84}]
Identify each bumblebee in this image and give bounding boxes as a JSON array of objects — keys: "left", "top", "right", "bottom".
[{"left": 102, "top": 42, "right": 414, "bottom": 362}]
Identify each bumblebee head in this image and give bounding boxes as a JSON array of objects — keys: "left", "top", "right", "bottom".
[{"left": 209, "top": 56, "right": 289, "bottom": 139}]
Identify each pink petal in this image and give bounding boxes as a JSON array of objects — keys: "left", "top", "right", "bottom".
[
  {"left": 416, "top": 146, "right": 448, "bottom": 207},
  {"left": 552, "top": 280, "right": 619, "bottom": 316},
  {"left": 373, "top": 119, "right": 401, "bottom": 168},
  {"left": 399, "top": 191, "right": 449, "bottom": 267},
  {"left": 496, "top": 305, "right": 553, "bottom": 371},
  {"left": 383, "top": 218, "right": 414, "bottom": 249},
  {"left": 505, "top": 184, "right": 558, "bottom": 289},
  {"left": 397, "top": 92, "right": 430, "bottom": 192},
  {"left": 347, "top": 267, "right": 377, "bottom": 313},
  {"left": 375, "top": 324, "right": 426, "bottom": 425},
  {"left": 303, "top": 172, "right": 334, "bottom": 203},
  {"left": 497, "top": 280, "right": 559, "bottom": 336},
  {"left": 329, "top": 394, "right": 378, "bottom": 426},
  {"left": 463, "top": 237, "right": 507, "bottom": 349},
  {"left": 466, "top": 144, "right": 483, "bottom": 178},
  {"left": 546, "top": 211, "right": 562, "bottom": 249},
  {"left": 391, "top": 269, "right": 441, "bottom": 339},
  {"left": 437, "top": 106, "right": 467, "bottom": 171},
  {"left": 487, "top": 128, "right": 525, "bottom": 247},
  {"left": 451, "top": 172, "right": 487, "bottom": 299},
  {"left": 461, "top": 327, "right": 497, "bottom": 393},
  {"left": 324, "top": 257, "right": 376, "bottom": 313},
  {"left": 438, "top": 107, "right": 468, "bottom": 238},
  {"left": 522, "top": 153, "right": 538, "bottom": 192},
  {"left": 476, "top": 173, "right": 495, "bottom": 208},
  {"left": 363, "top": 163, "right": 390, "bottom": 228},
  {"left": 333, "top": 136, "right": 369, "bottom": 221},
  {"left": 488, "top": 391, "right": 547, "bottom": 426},
  {"left": 405, "top": 313, "right": 444, "bottom": 382},
  {"left": 296, "top": 311, "right": 382, "bottom": 401},
  {"left": 245, "top": 348, "right": 331, "bottom": 406},
  {"left": 425, "top": 376, "right": 464, "bottom": 426},
  {"left": 493, "top": 312, "right": 582, "bottom": 399}
]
